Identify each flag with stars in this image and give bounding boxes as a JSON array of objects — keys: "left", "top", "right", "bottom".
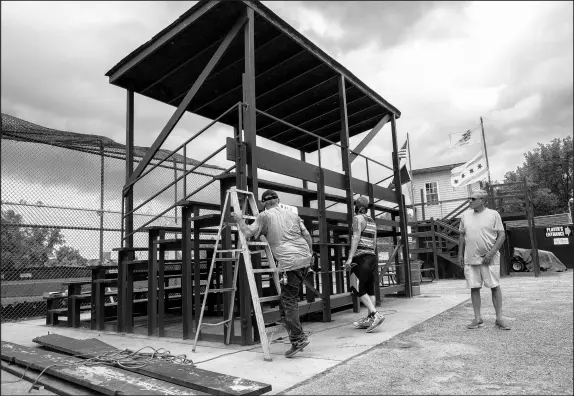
[
  {"left": 449, "top": 128, "right": 481, "bottom": 149},
  {"left": 451, "top": 150, "right": 488, "bottom": 188}
]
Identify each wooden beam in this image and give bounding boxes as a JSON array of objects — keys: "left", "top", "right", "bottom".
[
  {"left": 243, "top": 0, "right": 401, "bottom": 117},
  {"left": 350, "top": 114, "right": 391, "bottom": 163},
  {"left": 226, "top": 138, "right": 397, "bottom": 203},
  {"left": 256, "top": 76, "right": 338, "bottom": 133},
  {"left": 126, "top": 15, "right": 247, "bottom": 187},
  {"left": 271, "top": 95, "right": 372, "bottom": 146},
  {"left": 338, "top": 76, "right": 354, "bottom": 237},
  {"left": 107, "top": 1, "right": 219, "bottom": 84}
]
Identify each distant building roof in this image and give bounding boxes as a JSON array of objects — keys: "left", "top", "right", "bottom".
[
  {"left": 412, "top": 163, "right": 465, "bottom": 176},
  {"left": 506, "top": 213, "right": 572, "bottom": 229}
]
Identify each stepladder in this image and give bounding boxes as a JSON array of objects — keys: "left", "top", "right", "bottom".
[{"left": 192, "top": 187, "right": 282, "bottom": 361}]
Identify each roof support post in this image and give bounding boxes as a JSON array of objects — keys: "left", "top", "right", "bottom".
[
  {"left": 390, "top": 115, "right": 412, "bottom": 297},
  {"left": 239, "top": 5, "right": 257, "bottom": 346},
  {"left": 125, "top": 15, "right": 246, "bottom": 187},
  {"left": 349, "top": 114, "right": 391, "bottom": 164},
  {"left": 243, "top": 6, "right": 258, "bottom": 199},
  {"left": 338, "top": 76, "right": 354, "bottom": 237},
  {"left": 125, "top": 89, "right": 134, "bottom": 249}
]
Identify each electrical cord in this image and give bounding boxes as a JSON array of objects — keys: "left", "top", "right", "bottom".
[{"left": 0, "top": 346, "right": 195, "bottom": 393}]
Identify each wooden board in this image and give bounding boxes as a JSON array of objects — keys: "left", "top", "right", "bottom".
[
  {"left": 32, "top": 334, "right": 272, "bottom": 395},
  {"left": 1, "top": 341, "right": 205, "bottom": 395},
  {"left": 1, "top": 360, "right": 100, "bottom": 396}
]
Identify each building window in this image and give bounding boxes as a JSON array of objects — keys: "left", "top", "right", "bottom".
[{"left": 425, "top": 182, "right": 439, "bottom": 205}]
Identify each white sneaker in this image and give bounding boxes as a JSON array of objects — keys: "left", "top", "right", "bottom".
[{"left": 366, "top": 312, "right": 385, "bottom": 333}]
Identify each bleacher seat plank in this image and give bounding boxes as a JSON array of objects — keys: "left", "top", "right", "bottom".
[
  {"left": 33, "top": 334, "right": 272, "bottom": 395},
  {"left": 1, "top": 341, "right": 208, "bottom": 395}
]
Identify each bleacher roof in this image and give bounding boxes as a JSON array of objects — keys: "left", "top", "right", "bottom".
[{"left": 105, "top": 0, "right": 400, "bottom": 153}]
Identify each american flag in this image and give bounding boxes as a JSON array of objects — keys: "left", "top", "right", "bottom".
[{"left": 398, "top": 140, "right": 408, "bottom": 160}]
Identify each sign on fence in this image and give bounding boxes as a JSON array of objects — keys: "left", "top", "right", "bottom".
[{"left": 545, "top": 226, "right": 572, "bottom": 238}]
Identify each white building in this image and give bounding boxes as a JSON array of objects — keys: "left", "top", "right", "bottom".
[{"left": 410, "top": 163, "right": 482, "bottom": 221}]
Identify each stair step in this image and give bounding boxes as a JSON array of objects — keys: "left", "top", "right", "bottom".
[
  {"left": 252, "top": 269, "right": 277, "bottom": 274},
  {"left": 259, "top": 295, "right": 281, "bottom": 303},
  {"left": 410, "top": 248, "right": 433, "bottom": 253}
]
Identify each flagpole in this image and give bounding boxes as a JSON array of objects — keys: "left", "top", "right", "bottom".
[
  {"left": 480, "top": 116, "right": 492, "bottom": 186},
  {"left": 407, "top": 132, "right": 416, "bottom": 219}
]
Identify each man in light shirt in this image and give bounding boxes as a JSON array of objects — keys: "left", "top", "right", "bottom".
[
  {"left": 232, "top": 189, "right": 313, "bottom": 358},
  {"left": 458, "top": 189, "right": 511, "bottom": 330}
]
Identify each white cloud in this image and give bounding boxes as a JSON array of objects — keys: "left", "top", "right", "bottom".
[{"left": 490, "top": 94, "right": 543, "bottom": 126}]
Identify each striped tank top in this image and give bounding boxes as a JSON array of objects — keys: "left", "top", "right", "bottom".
[{"left": 355, "top": 214, "right": 377, "bottom": 257}]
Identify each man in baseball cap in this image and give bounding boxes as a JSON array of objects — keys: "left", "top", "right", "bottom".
[{"left": 232, "top": 189, "right": 313, "bottom": 357}]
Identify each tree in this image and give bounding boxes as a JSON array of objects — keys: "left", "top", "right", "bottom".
[
  {"left": 1, "top": 209, "right": 65, "bottom": 268},
  {"left": 55, "top": 246, "right": 88, "bottom": 267},
  {"left": 503, "top": 136, "right": 573, "bottom": 216}
]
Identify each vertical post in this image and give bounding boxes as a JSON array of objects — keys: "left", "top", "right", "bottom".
[
  {"left": 407, "top": 132, "right": 416, "bottom": 220},
  {"left": 480, "top": 116, "right": 492, "bottom": 186},
  {"left": 390, "top": 115, "right": 412, "bottom": 297},
  {"left": 99, "top": 140, "right": 104, "bottom": 264},
  {"left": 243, "top": 7, "right": 258, "bottom": 198},
  {"left": 430, "top": 218, "right": 438, "bottom": 279},
  {"left": 338, "top": 75, "right": 354, "bottom": 242},
  {"left": 420, "top": 189, "right": 425, "bottom": 221},
  {"left": 301, "top": 151, "right": 315, "bottom": 303},
  {"left": 125, "top": 89, "right": 134, "bottom": 248},
  {"left": 317, "top": 168, "right": 331, "bottom": 322},
  {"left": 174, "top": 157, "right": 178, "bottom": 223},
  {"left": 183, "top": 145, "right": 187, "bottom": 199},
  {"left": 525, "top": 180, "right": 540, "bottom": 277},
  {"left": 181, "top": 206, "right": 193, "bottom": 339}
]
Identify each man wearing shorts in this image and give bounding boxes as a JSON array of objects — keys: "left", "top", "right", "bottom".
[
  {"left": 232, "top": 190, "right": 313, "bottom": 357},
  {"left": 458, "top": 189, "right": 510, "bottom": 330},
  {"left": 344, "top": 196, "right": 385, "bottom": 333}
]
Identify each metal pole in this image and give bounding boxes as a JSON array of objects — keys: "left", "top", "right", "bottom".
[
  {"left": 480, "top": 116, "right": 492, "bottom": 186},
  {"left": 125, "top": 89, "right": 134, "bottom": 248},
  {"left": 100, "top": 140, "right": 104, "bottom": 264},
  {"left": 173, "top": 156, "right": 178, "bottom": 224},
  {"left": 407, "top": 132, "right": 416, "bottom": 219},
  {"left": 183, "top": 145, "right": 187, "bottom": 199}
]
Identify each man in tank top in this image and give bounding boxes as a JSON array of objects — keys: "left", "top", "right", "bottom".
[{"left": 344, "top": 196, "right": 385, "bottom": 333}]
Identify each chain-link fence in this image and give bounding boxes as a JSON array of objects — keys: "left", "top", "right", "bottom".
[{"left": 1, "top": 113, "right": 229, "bottom": 322}]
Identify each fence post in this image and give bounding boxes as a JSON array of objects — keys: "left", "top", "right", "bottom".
[{"left": 99, "top": 140, "right": 104, "bottom": 264}]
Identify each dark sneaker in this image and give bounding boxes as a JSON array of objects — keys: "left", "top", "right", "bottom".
[
  {"left": 466, "top": 319, "right": 484, "bottom": 329},
  {"left": 495, "top": 319, "right": 511, "bottom": 330},
  {"left": 366, "top": 312, "right": 385, "bottom": 333},
  {"left": 285, "top": 339, "right": 310, "bottom": 358},
  {"left": 353, "top": 315, "right": 373, "bottom": 329}
]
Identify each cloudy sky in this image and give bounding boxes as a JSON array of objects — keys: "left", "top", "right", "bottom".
[{"left": 2, "top": 0, "right": 573, "bottom": 185}]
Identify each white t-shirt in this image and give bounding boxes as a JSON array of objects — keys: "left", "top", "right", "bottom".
[
  {"left": 459, "top": 208, "right": 504, "bottom": 265},
  {"left": 247, "top": 206, "right": 311, "bottom": 272}
]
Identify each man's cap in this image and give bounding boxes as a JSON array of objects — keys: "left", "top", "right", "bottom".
[
  {"left": 261, "top": 190, "right": 278, "bottom": 202},
  {"left": 354, "top": 196, "right": 370, "bottom": 208}
]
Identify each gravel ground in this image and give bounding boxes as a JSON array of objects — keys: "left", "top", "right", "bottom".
[{"left": 283, "top": 271, "right": 573, "bottom": 395}]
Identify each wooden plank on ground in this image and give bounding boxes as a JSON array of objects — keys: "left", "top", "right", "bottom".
[
  {"left": 0, "top": 341, "right": 205, "bottom": 396},
  {"left": 32, "top": 334, "right": 272, "bottom": 395},
  {"left": 1, "top": 360, "right": 100, "bottom": 396}
]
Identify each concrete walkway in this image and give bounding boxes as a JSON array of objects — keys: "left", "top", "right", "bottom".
[{"left": 1, "top": 283, "right": 468, "bottom": 395}]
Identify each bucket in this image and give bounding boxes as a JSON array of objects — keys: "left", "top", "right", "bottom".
[{"left": 395, "top": 260, "right": 422, "bottom": 286}]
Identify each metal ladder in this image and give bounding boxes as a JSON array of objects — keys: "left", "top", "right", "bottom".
[{"left": 192, "top": 187, "right": 282, "bottom": 361}]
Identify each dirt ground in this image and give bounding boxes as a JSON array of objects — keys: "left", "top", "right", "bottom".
[{"left": 282, "top": 271, "right": 574, "bottom": 395}]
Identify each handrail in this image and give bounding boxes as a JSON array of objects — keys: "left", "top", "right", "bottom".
[
  {"left": 443, "top": 200, "right": 469, "bottom": 220},
  {"left": 123, "top": 144, "right": 226, "bottom": 218},
  {"left": 434, "top": 219, "right": 460, "bottom": 235},
  {"left": 435, "top": 232, "right": 458, "bottom": 245},
  {"left": 122, "top": 164, "right": 236, "bottom": 241},
  {"left": 123, "top": 102, "right": 241, "bottom": 193},
  {"left": 255, "top": 108, "right": 394, "bottom": 171}
]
